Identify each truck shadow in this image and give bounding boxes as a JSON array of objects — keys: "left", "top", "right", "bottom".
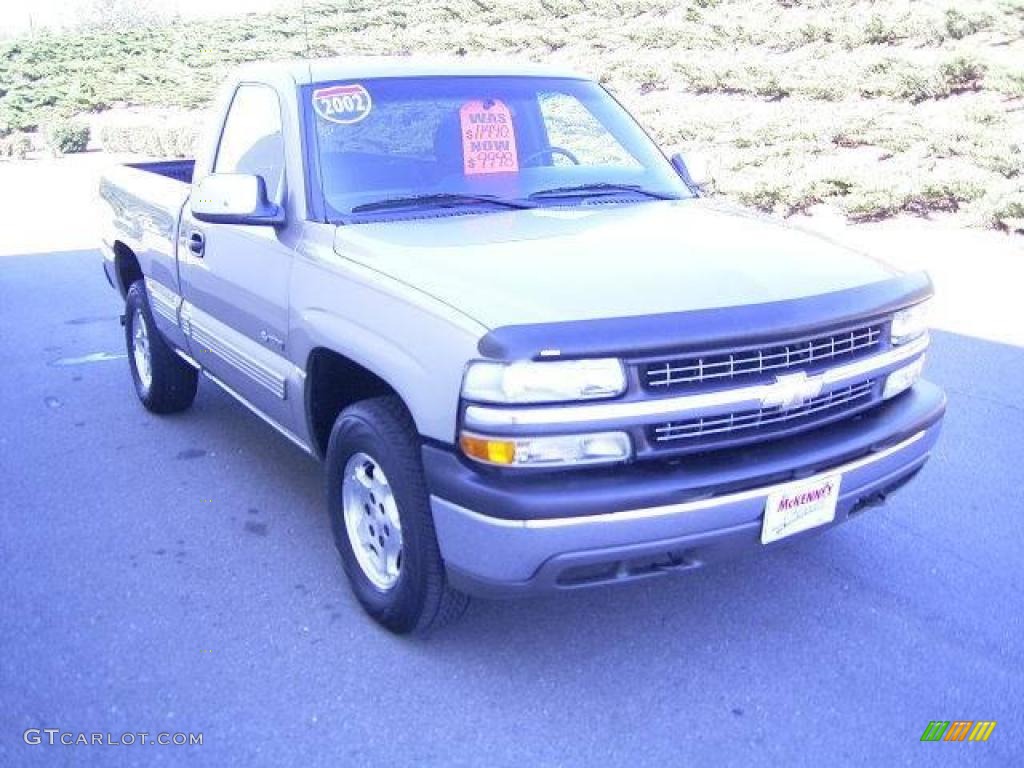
[
  {"left": 183, "top": 323, "right": 1022, "bottom": 672},
  {"left": 8, "top": 249, "right": 1019, "bottom": 673}
]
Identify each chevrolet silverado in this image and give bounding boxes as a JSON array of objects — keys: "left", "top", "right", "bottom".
[{"left": 98, "top": 58, "right": 945, "bottom": 633}]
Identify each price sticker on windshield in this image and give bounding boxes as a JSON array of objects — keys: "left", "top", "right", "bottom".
[
  {"left": 312, "top": 84, "right": 372, "bottom": 125},
  {"left": 460, "top": 99, "right": 519, "bottom": 175}
]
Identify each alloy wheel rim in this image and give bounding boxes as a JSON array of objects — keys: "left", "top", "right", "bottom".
[
  {"left": 132, "top": 308, "right": 152, "bottom": 392},
  {"left": 342, "top": 452, "right": 403, "bottom": 590}
]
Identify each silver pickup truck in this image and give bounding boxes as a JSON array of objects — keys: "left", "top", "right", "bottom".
[{"left": 98, "top": 58, "right": 945, "bottom": 634}]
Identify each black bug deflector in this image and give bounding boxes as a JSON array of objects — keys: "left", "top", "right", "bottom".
[{"left": 477, "top": 272, "right": 933, "bottom": 361}]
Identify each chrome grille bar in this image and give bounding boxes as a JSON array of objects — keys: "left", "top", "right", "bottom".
[
  {"left": 645, "top": 325, "right": 882, "bottom": 389},
  {"left": 651, "top": 380, "right": 875, "bottom": 443}
]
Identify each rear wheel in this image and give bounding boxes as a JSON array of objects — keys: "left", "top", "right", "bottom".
[
  {"left": 124, "top": 281, "right": 198, "bottom": 414},
  {"left": 326, "top": 396, "right": 468, "bottom": 634}
]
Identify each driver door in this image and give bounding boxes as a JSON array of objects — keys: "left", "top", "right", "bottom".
[{"left": 178, "top": 83, "right": 297, "bottom": 429}]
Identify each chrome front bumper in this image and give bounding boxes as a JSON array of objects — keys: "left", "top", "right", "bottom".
[{"left": 428, "top": 382, "right": 945, "bottom": 597}]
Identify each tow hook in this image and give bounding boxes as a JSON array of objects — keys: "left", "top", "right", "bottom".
[{"left": 849, "top": 490, "right": 887, "bottom": 518}]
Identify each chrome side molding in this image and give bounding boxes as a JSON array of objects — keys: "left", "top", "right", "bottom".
[
  {"left": 144, "top": 277, "right": 180, "bottom": 326},
  {"left": 180, "top": 301, "right": 289, "bottom": 401}
]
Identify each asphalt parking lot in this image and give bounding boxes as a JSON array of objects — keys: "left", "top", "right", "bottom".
[{"left": 2, "top": 231, "right": 1022, "bottom": 765}]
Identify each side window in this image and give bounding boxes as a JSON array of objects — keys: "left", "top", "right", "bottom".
[
  {"left": 214, "top": 85, "right": 285, "bottom": 200},
  {"left": 538, "top": 92, "right": 640, "bottom": 168}
]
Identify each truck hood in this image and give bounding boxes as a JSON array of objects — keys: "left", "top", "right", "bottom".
[{"left": 333, "top": 199, "right": 899, "bottom": 329}]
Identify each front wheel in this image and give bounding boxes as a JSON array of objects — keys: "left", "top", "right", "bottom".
[
  {"left": 326, "top": 396, "right": 468, "bottom": 634},
  {"left": 124, "top": 281, "right": 198, "bottom": 414}
]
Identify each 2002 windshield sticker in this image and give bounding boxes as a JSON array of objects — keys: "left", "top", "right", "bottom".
[
  {"left": 312, "top": 84, "right": 372, "bottom": 124},
  {"left": 460, "top": 100, "right": 519, "bottom": 175}
]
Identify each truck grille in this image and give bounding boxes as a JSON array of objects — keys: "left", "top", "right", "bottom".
[
  {"left": 649, "top": 379, "right": 877, "bottom": 450},
  {"left": 643, "top": 324, "right": 883, "bottom": 392}
]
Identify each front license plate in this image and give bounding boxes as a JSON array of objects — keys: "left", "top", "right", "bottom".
[{"left": 761, "top": 473, "right": 842, "bottom": 545}]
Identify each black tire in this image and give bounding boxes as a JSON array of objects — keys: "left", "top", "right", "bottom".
[
  {"left": 326, "top": 396, "right": 469, "bottom": 634},
  {"left": 124, "top": 281, "right": 198, "bottom": 414}
]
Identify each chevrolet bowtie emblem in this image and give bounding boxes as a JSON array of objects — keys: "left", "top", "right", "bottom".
[{"left": 761, "top": 371, "right": 824, "bottom": 410}]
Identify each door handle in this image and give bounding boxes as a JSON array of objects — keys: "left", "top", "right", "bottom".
[{"left": 188, "top": 231, "right": 205, "bottom": 257}]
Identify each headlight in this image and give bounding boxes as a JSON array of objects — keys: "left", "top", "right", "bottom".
[
  {"left": 891, "top": 300, "right": 931, "bottom": 345},
  {"left": 459, "top": 431, "right": 632, "bottom": 467},
  {"left": 462, "top": 358, "right": 626, "bottom": 404},
  {"left": 883, "top": 355, "right": 926, "bottom": 400}
]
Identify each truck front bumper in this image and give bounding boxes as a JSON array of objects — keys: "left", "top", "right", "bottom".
[{"left": 423, "top": 381, "right": 945, "bottom": 597}]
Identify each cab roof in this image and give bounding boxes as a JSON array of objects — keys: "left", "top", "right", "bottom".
[{"left": 233, "top": 56, "right": 589, "bottom": 85}]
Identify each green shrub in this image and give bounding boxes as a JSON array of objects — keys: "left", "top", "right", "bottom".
[
  {"left": 864, "top": 14, "right": 899, "bottom": 45},
  {"left": 970, "top": 187, "right": 1024, "bottom": 232},
  {"left": 96, "top": 121, "right": 199, "bottom": 157},
  {"left": 753, "top": 71, "right": 789, "bottom": 100},
  {"left": 861, "top": 56, "right": 936, "bottom": 102},
  {"left": 47, "top": 121, "right": 90, "bottom": 153},
  {"left": 797, "top": 22, "right": 834, "bottom": 45},
  {"left": 801, "top": 79, "right": 847, "bottom": 101},
  {"left": 966, "top": 141, "right": 1023, "bottom": 179},
  {"left": 865, "top": 56, "right": 987, "bottom": 103},
  {"left": 996, "top": 201, "right": 1024, "bottom": 232},
  {"left": 940, "top": 55, "right": 987, "bottom": 92},
  {"left": 737, "top": 181, "right": 786, "bottom": 212},
  {"left": 0, "top": 132, "right": 33, "bottom": 160},
  {"left": 916, "top": 178, "right": 987, "bottom": 212},
  {"left": 990, "top": 69, "right": 1024, "bottom": 98},
  {"left": 838, "top": 185, "right": 910, "bottom": 220},
  {"left": 735, "top": 177, "right": 816, "bottom": 213},
  {"left": 892, "top": 70, "right": 941, "bottom": 103},
  {"left": 944, "top": 8, "right": 990, "bottom": 40},
  {"left": 9, "top": 132, "right": 32, "bottom": 158}
]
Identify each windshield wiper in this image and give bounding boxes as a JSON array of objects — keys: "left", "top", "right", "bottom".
[
  {"left": 528, "top": 183, "right": 676, "bottom": 201},
  {"left": 351, "top": 192, "right": 534, "bottom": 214}
]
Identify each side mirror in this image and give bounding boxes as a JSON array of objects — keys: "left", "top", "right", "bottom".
[
  {"left": 191, "top": 173, "right": 285, "bottom": 226},
  {"left": 670, "top": 152, "right": 714, "bottom": 195}
]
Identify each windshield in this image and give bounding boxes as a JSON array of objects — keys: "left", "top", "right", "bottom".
[{"left": 304, "top": 76, "right": 691, "bottom": 221}]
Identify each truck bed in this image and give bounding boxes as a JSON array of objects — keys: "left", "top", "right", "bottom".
[
  {"left": 126, "top": 159, "right": 195, "bottom": 185},
  {"left": 98, "top": 159, "right": 196, "bottom": 296}
]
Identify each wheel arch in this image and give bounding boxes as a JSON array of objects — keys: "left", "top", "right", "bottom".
[
  {"left": 294, "top": 300, "right": 475, "bottom": 459},
  {"left": 305, "top": 346, "right": 414, "bottom": 460},
  {"left": 113, "top": 240, "right": 143, "bottom": 298}
]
